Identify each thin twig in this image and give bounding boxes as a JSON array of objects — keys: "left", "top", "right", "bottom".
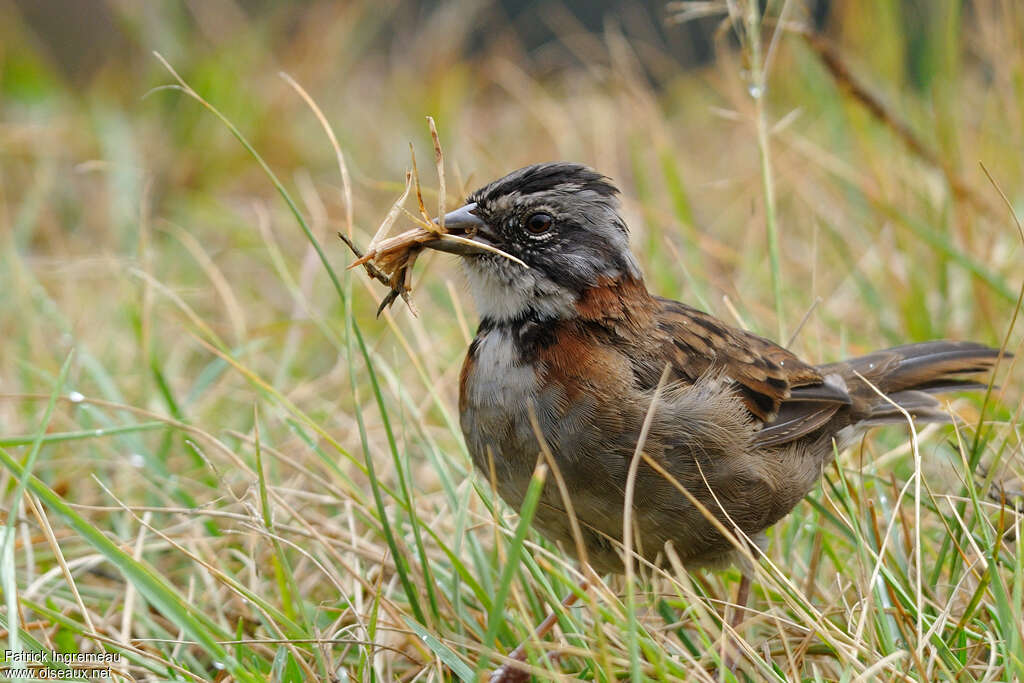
[
  {"left": 427, "top": 116, "right": 447, "bottom": 230},
  {"left": 801, "top": 31, "right": 1001, "bottom": 220}
]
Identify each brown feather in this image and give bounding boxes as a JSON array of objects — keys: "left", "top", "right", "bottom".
[
  {"left": 442, "top": 162, "right": 1011, "bottom": 577},
  {"left": 653, "top": 298, "right": 822, "bottom": 421},
  {"left": 648, "top": 301, "right": 1005, "bottom": 446}
]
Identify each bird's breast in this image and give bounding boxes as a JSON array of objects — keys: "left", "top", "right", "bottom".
[
  {"left": 459, "top": 326, "right": 542, "bottom": 490},
  {"left": 458, "top": 320, "right": 642, "bottom": 499}
]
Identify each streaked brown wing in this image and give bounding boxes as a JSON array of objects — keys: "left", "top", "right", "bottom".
[{"left": 655, "top": 298, "right": 852, "bottom": 444}]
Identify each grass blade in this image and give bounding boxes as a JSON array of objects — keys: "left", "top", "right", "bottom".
[{"left": 0, "top": 446, "right": 255, "bottom": 681}]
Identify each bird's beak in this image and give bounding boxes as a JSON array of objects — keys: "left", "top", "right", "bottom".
[{"left": 421, "top": 203, "right": 496, "bottom": 256}]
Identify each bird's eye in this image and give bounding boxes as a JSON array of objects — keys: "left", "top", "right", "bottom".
[{"left": 525, "top": 213, "right": 553, "bottom": 235}]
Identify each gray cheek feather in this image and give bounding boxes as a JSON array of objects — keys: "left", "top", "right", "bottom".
[{"left": 457, "top": 190, "right": 641, "bottom": 322}]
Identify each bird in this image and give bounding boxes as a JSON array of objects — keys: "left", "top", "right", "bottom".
[
  {"left": 420, "top": 161, "right": 1004, "bottom": 579},
  {"left": 412, "top": 161, "right": 1009, "bottom": 679}
]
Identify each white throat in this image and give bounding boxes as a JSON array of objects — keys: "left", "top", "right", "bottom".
[{"left": 461, "top": 260, "right": 576, "bottom": 322}]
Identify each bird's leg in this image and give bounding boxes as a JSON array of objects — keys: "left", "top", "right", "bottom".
[
  {"left": 488, "top": 581, "right": 587, "bottom": 683},
  {"left": 730, "top": 573, "right": 751, "bottom": 630},
  {"left": 722, "top": 573, "right": 751, "bottom": 672}
]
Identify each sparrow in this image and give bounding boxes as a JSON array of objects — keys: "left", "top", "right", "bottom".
[{"left": 420, "top": 161, "right": 1004, "bottom": 575}]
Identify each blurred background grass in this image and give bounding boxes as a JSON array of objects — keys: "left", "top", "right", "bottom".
[{"left": 1, "top": 1, "right": 1022, "bottom": 681}]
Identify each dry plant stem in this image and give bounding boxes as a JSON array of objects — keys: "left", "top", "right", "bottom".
[
  {"left": 972, "top": 161, "right": 1024, "bottom": 452},
  {"left": 346, "top": 129, "right": 448, "bottom": 314},
  {"left": 427, "top": 116, "right": 446, "bottom": 230},
  {"left": 745, "top": 1, "right": 786, "bottom": 343},
  {"left": 278, "top": 71, "right": 354, "bottom": 237},
  {"left": 802, "top": 31, "right": 1001, "bottom": 220},
  {"left": 622, "top": 364, "right": 674, "bottom": 681},
  {"left": 339, "top": 127, "right": 529, "bottom": 313},
  {"left": 369, "top": 170, "right": 415, "bottom": 250},
  {"left": 337, "top": 232, "right": 391, "bottom": 285},
  {"left": 23, "top": 493, "right": 100, "bottom": 645},
  {"left": 408, "top": 144, "right": 435, "bottom": 230},
  {"left": 787, "top": 296, "right": 822, "bottom": 348},
  {"left": 526, "top": 403, "right": 591, "bottom": 568},
  {"left": 849, "top": 370, "right": 924, "bottom": 654},
  {"left": 488, "top": 584, "right": 587, "bottom": 683},
  {"left": 336, "top": 232, "right": 412, "bottom": 315},
  {"left": 344, "top": 224, "right": 528, "bottom": 315}
]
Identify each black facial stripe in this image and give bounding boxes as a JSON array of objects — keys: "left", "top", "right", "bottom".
[
  {"left": 460, "top": 162, "right": 640, "bottom": 298},
  {"left": 479, "top": 310, "right": 559, "bottom": 360}
]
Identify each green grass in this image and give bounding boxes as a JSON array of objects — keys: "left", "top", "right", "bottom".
[{"left": 1, "top": 1, "right": 1023, "bottom": 680}]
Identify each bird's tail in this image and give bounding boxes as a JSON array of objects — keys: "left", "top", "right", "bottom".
[{"left": 822, "top": 341, "right": 1007, "bottom": 425}]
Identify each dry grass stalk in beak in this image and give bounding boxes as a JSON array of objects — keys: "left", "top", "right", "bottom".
[
  {"left": 427, "top": 116, "right": 446, "bottom": 232},
  {"left": 340, "top": 125, "right": 526, "bottom": 316},
  {"left": 344, "top": 225, "right": 528, "bottom": 315}
]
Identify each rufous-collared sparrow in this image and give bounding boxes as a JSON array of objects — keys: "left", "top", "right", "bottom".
[{"left": 419, "top": 161, "right": 1004, "bottom": 575}]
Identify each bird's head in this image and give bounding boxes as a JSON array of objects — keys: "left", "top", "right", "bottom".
[{"left": 424, "top": 162, "right": 642, "bottom": 322}]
